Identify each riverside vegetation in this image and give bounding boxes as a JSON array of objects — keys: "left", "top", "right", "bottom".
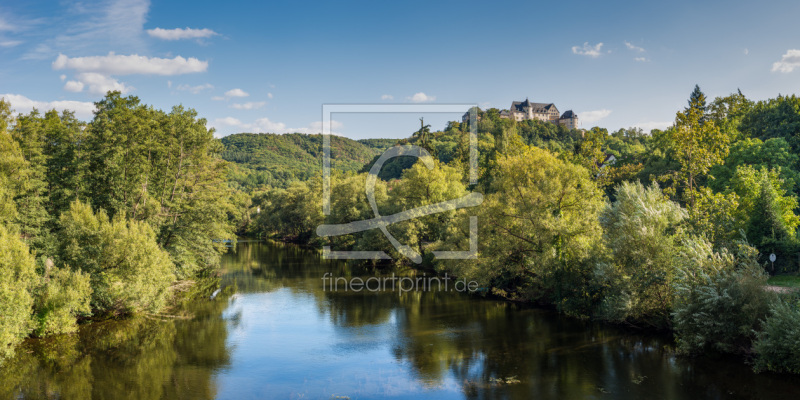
[{"left": 1, "top": 86, "right": 800, "bottom": 375}]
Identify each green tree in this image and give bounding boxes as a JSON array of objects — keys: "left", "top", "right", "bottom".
[
  {"left": 463, "top": 143, "right": 604, "bottom": 313},
  {"left": 0, "top": 223, "right": 37, "bottom": 363},
  {"left": 596, "top": 181, "right": 687, "bottom": 327},
  {"left": 58, "top": 201, "right": 175, "bottom": 315},
  {"left": 665, "top": 85, "right": 730, "bottom": 208}
]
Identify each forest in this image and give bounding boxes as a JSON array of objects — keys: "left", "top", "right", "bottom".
[{"left": 1, "top": 86, "right": 800, "bottom": 374}]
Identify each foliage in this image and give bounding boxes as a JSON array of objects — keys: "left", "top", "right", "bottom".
[
  {"left": 0, "top": 224, "right": 37, "bottom": 363},
  {"left": 672, "top": 239, "right": 774, "bottom": 354},
  {"left": 58, "top": 201, "right": 175, "bottom": 315},
  {"left": 454, "top": 144, "right": 604, "bottom": 314},
  {"left": 596, "top": 181, "right": 687, "bottom": 327},
  {"left": 221, "top": 132, "right": 392, "bottom": 190},
  {"left": 33, "top": 266, "right": 92, "bottom": 337},
  {"left": 753, "top": 296, "right": 800, "bottom": 374},
  {"left": 665, "top": 85, "right": 730, "bottom": 208}
]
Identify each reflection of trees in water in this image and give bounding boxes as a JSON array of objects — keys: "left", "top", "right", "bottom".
[{"left": 0, "top": 297, "right": 231, "bottom": 400}]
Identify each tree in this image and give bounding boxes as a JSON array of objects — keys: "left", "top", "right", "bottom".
[
  {"left": 58, "top": 201, "right": 175, "bottom": 315},
  {"left": 665, "top": 85, "right": 730, "bottom": 208},
  {"left": 0, "top": 223, "right": 37, "bottom": 363},
  {"left": 596, "top": 181, "right": 687, "bottom": 327},
  {"left": 462, "top": 144, "right": 604, "bottom": 313}
]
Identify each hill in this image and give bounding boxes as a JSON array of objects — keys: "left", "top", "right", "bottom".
[{"left": 221, "top": 133, "right": 398, "bottom": 189}]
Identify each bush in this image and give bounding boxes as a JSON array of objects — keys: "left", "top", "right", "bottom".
[
  {"left": 0, "top": 224, "right": 37, "bottom": 363},
  {"left": 33, "top": 266, "right": 92, "bottom": 336},
  {"left": 672, "top": 239, "right": 774, "bottom": 354},
  {"left": 58, "top": 201, "right": 175, "bottom": 315},
  {"left": 753, "top": 296, "right": 800, "bottom": 373},
  {"left": 595, "top": 181, "right": 686, "bottom": 328}
]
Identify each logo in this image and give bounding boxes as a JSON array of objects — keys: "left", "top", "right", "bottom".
[{"left": 316, "top": 104, "right": 481, "bottom": 263}]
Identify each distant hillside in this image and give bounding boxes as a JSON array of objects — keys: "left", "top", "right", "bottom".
[{"left": 221, "top": 133, "right": 398, "bottom": 189}]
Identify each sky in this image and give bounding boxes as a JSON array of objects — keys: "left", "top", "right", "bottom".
[{"left": 2, "top": 0, "right": 800, "bottom": 139}]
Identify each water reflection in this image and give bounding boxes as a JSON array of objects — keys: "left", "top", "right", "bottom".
[
  {"left": 217, "top": 242, "right": 800, "bottom": 399},
  {"left": 2, "top": 291, "right": 231, "bottom": 399},
  {"left": 5, "top": 241, "right": 800, "bottom": 399}
]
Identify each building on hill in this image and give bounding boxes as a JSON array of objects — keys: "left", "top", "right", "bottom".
[
  {"left": 559, "top": 110, "right": 579, "bottom": 130},
  {"left": 499, "top": 98, "right": 579, "bottom": 129}
]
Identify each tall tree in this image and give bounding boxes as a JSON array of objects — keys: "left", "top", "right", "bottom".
[{"left": 665, "top": 85, "right": 730, "bottom": 208}]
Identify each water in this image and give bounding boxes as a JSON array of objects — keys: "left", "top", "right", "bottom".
[{"left": 3, "top": 241, "right": 800, "bottom": 399}]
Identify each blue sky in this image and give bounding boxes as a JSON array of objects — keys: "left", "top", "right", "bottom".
[{"left": 2, "top": 0, "right": 800, "bottom": 139}]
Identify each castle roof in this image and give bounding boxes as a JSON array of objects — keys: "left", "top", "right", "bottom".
[
  {"left": 560, "top": 110, "right": 577, "bottom": 119},
  {"left": 511, "top": 99, "right": 558, "bottom": 113}
]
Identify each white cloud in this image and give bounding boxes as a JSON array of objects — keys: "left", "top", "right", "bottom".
[
  {"left": 63, "top": 80, "right": 85, "bottom": 92},
  {"left": 0, "top": 93, "right": 96, "bottom": 120},
  {"left": 408, "top": 92, "right": 435, "bottom": 102},
  {"left": 624, "top": 41, "right": 645, "bottom": 52},
  {"left": 230, "top": 102, "right": 266, "bottom": 110},
  {"left": 632, "top": 121, "right": 672, "bottom": 132},
  {"left": 59, "top": 74, "right": 66, "bottom": 81},
  {"left": 772, "top": 49, "right": 800, "bottom": 73},
  {"left": 210, "top": 117, "right": 343, "bottom": 137},
  {"left": 381, "top": 94, "right": 393, "bottom": 100},
  {"left": 634, "top": 57, "right": 649, "bottom": 62},
  {"left": 176, "top": 83, "right": 214, "bottom": 94},
  {"left": 580, "top": 109, "right": 612, "bottom": 124},
  {"left": 744, "top": 48, "right": 749, "bottom": 56},
  {"left": 211, "top": 96, "right": 225, "bottom": 101},
  {"left": 572, "top": 42, "right": 604, "bottom": 58},
  {"left": 146, "top": 27, "right": 218, "bottom": 40},
  {"left": 53, "top": 52, "right": 208, "bottom": 76},
  {"left": 0, "top": 40, "right": 21, "bottom": 47},
  {"left": 65, "top": 72, "right": 132, "bottom": 95},
  {"left": 267, "top": 92, "right": 273, "bottom": 99},
  {"left": 224, "top": 88, "right": 249, "bottom": 98}
]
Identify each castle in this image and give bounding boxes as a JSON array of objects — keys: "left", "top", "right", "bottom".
[{"left": 501, "top": 99, "right": 579, "bottom": 129}]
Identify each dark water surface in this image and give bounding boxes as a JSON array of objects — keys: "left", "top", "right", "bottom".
[{"left": 4, "top": 241, "right": 800, "bottom": 399}]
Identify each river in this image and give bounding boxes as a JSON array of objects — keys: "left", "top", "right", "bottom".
[{"left": 3, "top": 241, "right": 800, "bottom": 399}]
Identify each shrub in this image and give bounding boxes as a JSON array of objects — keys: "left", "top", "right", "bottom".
[
  {"left": 672, "top": 239, "right": 774, "bottom": 354},
  {"left": 33, "top": 266, "right": 92, "bottom": 336},
  {"left": 58, "top": 201, "right": 175, "bottom": 315},
  {"left": 595, "top": 181, "right": 686, "bottom": 328},
  {"left": 753, "top": 296, "right": 800, "bottom": 373}
]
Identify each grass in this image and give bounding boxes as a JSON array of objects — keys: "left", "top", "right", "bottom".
[{"left": 767, "top": 275, "right": 800, "bottom": 289}]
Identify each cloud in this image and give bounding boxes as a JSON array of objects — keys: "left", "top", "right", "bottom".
[
  {"left": 580, "top": 109, "right": 612, "bottom": 124},
  {"left": 72, "top": 72, "right": 133, "bottom": 95},
  {"left": 24, "top": 0, "right": 150, "bottom": 60},
  {"left": 624, "top": 41, "right": 645, "bottom": 52},
  {"left": 53, "top": 52, "right": 208, "bottom": 75},
  {"left": 572, "top": 42, "right": 603, "bottom": 58},
  {"left": 211, "top": 117, "right": 286, "bottom": 136},
  {"left": 176, "top": 83, "right": 214, "bottom": 94},
  {"left": 146, "top": 27, "right": 218, "bottom": 40},
  {"left": 772, "top": 49, "right": 800, "bottom": 73},
  {"left": 211, "top": 96, "right": 225, "bottom": 101},
  {"left": 0, "top": 93, "right": 96, "bottom": 120},
  {"left": 230, "top": 102, "right": 266, "bottom": 110},
  {"left": 408, "top": 92, "right": 435, "bottom": 102},
  {"left": 267, "top": 92, "right": 273, "bottom": 99},
  {"left": 744, "top": 48, "right": 749, "bottom": 56},
  {"left": 0, "top": 40, "right": 21, "bottom": 47},
  {"left": 210, "top": 117, "right": 343, "bottom": 137},
  {"left": 632, "top": 121, "right": 672, "bottom": 132},
  {"left": 63, "top": 80, "right": 85, "bottom": 92},
  {"left": 381, "top": 94, "right": 393, "bottom": 100},
  {"left": 634, "top": 57, "right": 649, "bottom": 62},
  {"left": 224, "top": 88, "right": 249, "bottom": 98}
]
